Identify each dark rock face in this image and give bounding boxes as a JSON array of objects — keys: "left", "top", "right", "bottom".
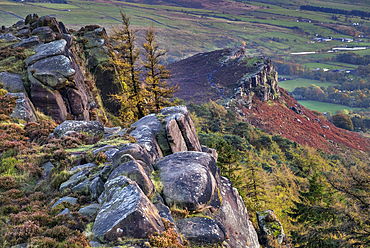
[
  {"left": 176, "top": 217, "right": 226, "bottom": 245},
  {"left": 257, "top": 209, "right": 288, "bottom": 247},
  {"left": 53, "top": 121, "right": 104, "bottom": 140},
  {"left": 30, "top": 79, "right": 68, "bottom": 121},
  {"left": 155, "top": 151, "right": 218, "bottom": 211},
  {"left": 92, "top": 176, "right": 165, "bottom": 243}
]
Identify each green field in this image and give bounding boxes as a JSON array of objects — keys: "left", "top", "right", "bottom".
[
  {"left": 298, "top": 100, "right": 363, "bottom": 113},
  {"left": 278, "top": 77, "right": 337, "bottom": 92},
  {"left": 1, "top": 0, "right": 370, "bottom": 63}
]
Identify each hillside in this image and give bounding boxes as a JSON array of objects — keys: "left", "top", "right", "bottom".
[
  {"left": 1, "top": 12, "right": 370, "bottom": 248},
  {"left": 168, "top": 48, "right": 370, "bottom": 154}
]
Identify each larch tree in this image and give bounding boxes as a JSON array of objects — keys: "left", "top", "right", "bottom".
[
  {"left": 108, "top": 11, "right": 149, "bottom": 125},
  {"left": 142, "top": 26, "right": 178, "bottom": 113}
]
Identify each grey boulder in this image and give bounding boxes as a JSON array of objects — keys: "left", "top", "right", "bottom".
[
  {"left": 108, "top": 160, "right": 155, "bottom": 198},
  {"left": 59, "top": 169, "right": 90, "bottom": 192},
  {"left": 28, "top": 55, "right": 76, "bottom": 89},
  {"left": 176, "top": 217, "right": 226, "bottom": 245},
  {"left": 52, "top": 196, "right": 77, "bottom": 209},
  {"left": 92, "top": 176, "right": 165, "bottom": 243},
  {"left": 13, "top": 36, "right": 40, "bottom": 48},
  {"left": 0, "top": 72, "right": 25, "bottom": 93},
  {"left": 53, "top": 120, "right": 104, "bottom": 140},
  {"left": 130, "top": 114, "right": 164, "bottom": 161},
  {"left": 78, "top": 203, "right": 101, "bottom": 220},
  {"left": 155, "top": 151, "right": 218, "bottom": 211}
]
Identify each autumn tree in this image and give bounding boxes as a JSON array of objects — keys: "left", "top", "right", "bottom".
[
  {"left": 108, "top": 12, "right": 149, "bottom": 125},
  {"left": 142, "top": 26, "right": 178, "bottom": 113}
]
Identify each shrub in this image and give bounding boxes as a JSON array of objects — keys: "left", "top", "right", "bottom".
[
  {"left": 332, "top": 113, "right": 354, "bottom": 131},
  {"left": 44, "top": 225, "right": 72, "bottom": 242},
  {"left": 149, "top": 220, "right": 184, "bottom": 248},
  {"left": 0, "top": 176, "right": 19, "bottom": 190},
  {"left": 30, "top": 237, "right": 57, "bottom": 248},
  {"left": 4, "top": 220, "right": 41, "bottom": 245}
]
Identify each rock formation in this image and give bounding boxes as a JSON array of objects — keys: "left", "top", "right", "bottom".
[
  {"left": 46, "top": 106, "right": 260, "bottom": 247},
  {"left": 0, "top": 14, "right": 107, "bottom": 122}
]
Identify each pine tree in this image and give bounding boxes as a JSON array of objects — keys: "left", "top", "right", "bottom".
[
  {"left": 244, "top": 161, "right": 266, "bottom": 202},
  {"left": 142, "top": 26, "right": 178, "bottom": 113},
  {"left": 108, "top": 12, "right": 148, "bottom": 125},
  {"left": 289, "top": 172, "right": 338, "bottom": 248}
]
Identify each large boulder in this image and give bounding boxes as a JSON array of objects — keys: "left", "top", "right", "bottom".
[
  {"left": 92, "top": 176, "right": 165, "bottom": 243},
  {"left": 0, "top": 72, "right": 25, "bottom": 93},
  {"left": 28, "top": 55, "right": 76, "bottom": 89},
  {"left": 176, "top": 217, "right": 226, "bottom": 245},
  {"left": 130, "top": 114, "right": 164, "bottom": 161},
  {"left": 154, "top": 151, "right": 219, "bottom": 211},
  {"left": 108, "top": 160, "right": 155, "bottom": 198},
  {"left": 53, "top": 120, "right": 104, "bottom": 140}
]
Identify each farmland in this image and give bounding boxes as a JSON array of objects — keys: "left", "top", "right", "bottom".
[{"left": 1, "top": 0, "right": 370, "bottom": 113}]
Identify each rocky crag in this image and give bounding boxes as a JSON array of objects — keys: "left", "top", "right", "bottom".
[
  {"left": 43, "top": 105, "right": 260, "bottom": 247},
  {"left": 167, "top": 47, "right": 279, "bottom": 105},
  {"left": 0, "top": 14, "right": 109, "bottom": 122}
]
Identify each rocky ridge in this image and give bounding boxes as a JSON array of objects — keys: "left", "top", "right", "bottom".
[{"left": 44, "top": 105, "right": 260, "bottom": 247}]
